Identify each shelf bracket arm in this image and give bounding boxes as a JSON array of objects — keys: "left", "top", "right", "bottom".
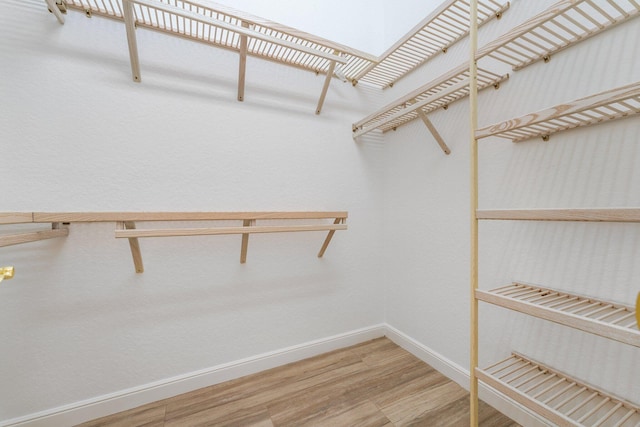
[
  {"left": 122, "top": 0, "right": 142, "bottom": 82},
  {"left": 417, "top": 109, "right": 451, "bottom": 155},
  {"left": 318, "top": 217, "right": 343, "bottom": 258},
  {"left": 44, "top": 0, "right": 66, "bottom": 24},
  {"left": 118, "top": 221, "right": 144, "bottom": 273},
  {"left": 316, "top": 51, "right": 340, "bottom": 115},
  {"left": 237, "top": 21, "right": 249, "bottom": 102},
  {"left": 240, "top": 219, "right": 255, "bottom": 264}
]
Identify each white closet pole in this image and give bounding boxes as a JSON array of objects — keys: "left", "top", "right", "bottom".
[{"left": 469, "top": 0, "right": 479, "bottom": 425}]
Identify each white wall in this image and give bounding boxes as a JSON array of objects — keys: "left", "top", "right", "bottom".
[
  {"left": 380, "top": 0, "right": 640, "bottom": 407},
  {"left": 0, "top": 1, "right": 387, "bottom": 422}
]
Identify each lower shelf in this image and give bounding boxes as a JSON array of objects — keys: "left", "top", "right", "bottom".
[
  {"left": 477, "top": 353, "right": 640, "bottom": 426},
  {"left": 476, "top": 283, "right": 639, "bottom": 348}
]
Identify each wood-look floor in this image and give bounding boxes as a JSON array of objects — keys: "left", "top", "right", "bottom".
[{"left": 78, "top": 337, "right": 518, "bottom": 427}]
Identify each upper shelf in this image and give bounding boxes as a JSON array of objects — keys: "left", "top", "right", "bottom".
[
  {"left": 352, "top": 0, "right": 510, "bottom": 88},
  {"left": 475, "top": 81, "right": 640, "bottom": 142},
  {"left": 353, "top": 63, "right": 508, "bottom": 138},
  {"left": 477, "top": 0, "right": 640, "bottom": 71},
  {"left": 53, "top": 0, "right": 377, "bottom": 78}
]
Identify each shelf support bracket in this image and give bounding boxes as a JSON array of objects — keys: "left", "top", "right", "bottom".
[
  {"left": 237, "top": 21, "right": 249, "bottom": 102},
  {"left": 44, "top": 0, "right": 65, "bottom": 24},
  {"left": 417, "top": 109, "right": 451, "bottom": 155},
  {"left": 318, "top": 217, "right": 343, "bottom": 258},
  {"left": 122, "top": 0, "right": 141, "bottom": 82},
  {"left": 240, "top": 219, "right": 255, "bottom": 264},
  {"left": 118, "top": 221, "right": 144, "bottom": 273},
  {"left": 316, "top": 51, "right": 339, "bottom": 115}
]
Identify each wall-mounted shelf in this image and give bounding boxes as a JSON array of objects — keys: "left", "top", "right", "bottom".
[
  {"left": 352, "top": 63, "right": 508, "bottom": 151},
  {"left": 1, "top": 211, "right": 347, "bottom": 273},
  {"left": 477, "top": 0, "right": 640, "bottom": 71},
  {"left": 476, "top": 208, "right": 640, "bottom": 222},
  {"left": 477, "top": 282, "right": 639, "bottom": 347},
  {"left": 45, "top": 0, "right": 378, "bottom": 114},
  {"left": 0, "top": 213, "right": 68, "bottom": 248},
  {"left": 475, "top": 81, "right": 640, "bottom": 142},
  {"left": 352, "top": 0, "right": 510, "bottom": 88},
  {"left": 477, "top": 353, "right": 640, "bottom": 426}
]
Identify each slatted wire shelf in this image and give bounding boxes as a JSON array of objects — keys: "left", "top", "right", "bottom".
[
  {"left": 477, "top": 353, "right": 640, "bottom": 426},
  {"left": 353, "top": 0, "right": 510, "bottom": 88},
  {"left": 476, "top": 282, "right": 639, "bottom": 347},
  {"left": 477, "top": 0, "right": 640, "bottom": 71},
  {"left": 54, "top": 0, "right": 378, "bottom": 78},
  {"left": 352, "top": 64, "right": 508, "bottom": 138},
  {"left": 475, "top": 81, "right": 640, "bottom": 142}
]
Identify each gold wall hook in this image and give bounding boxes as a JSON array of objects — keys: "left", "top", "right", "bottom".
[{"left": 0, "top": 266, "right": 15, "bottom": 283}]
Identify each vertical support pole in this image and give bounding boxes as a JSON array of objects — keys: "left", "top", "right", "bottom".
[
  {"left": 44, "top": 0, "right": 66, "bottom": 24},
  {"left": 118, "top": 221, "right": 144, "bottom": 273},
  {"left": 417, "top": 110, "right": 451, "bottom": 155},
  {"left": 122, "top": 0, "right": 141, "bottom": 82},
  {"left": 316, "top": 51, "right": 339, "bottom": 115},
  {"left": 237, "top": 21, "right": 249, "bottom": 102},
  {"left": 469, "top": 0, "right": 479, "bottom": 426},
  {"left": 317, "top": 218, "right": 342, "bottom": 258},
  {"left": 240, "top": 219, "right": 254, "bottom": 264}
]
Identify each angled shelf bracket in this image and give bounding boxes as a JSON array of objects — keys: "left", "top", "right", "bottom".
[{"left": 416, "top": 110, "right": 451, "bottom": 155}]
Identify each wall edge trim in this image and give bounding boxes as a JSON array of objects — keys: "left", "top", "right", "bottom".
[{"left": 1, "top": 324, "right": 386, "bottom": 427}]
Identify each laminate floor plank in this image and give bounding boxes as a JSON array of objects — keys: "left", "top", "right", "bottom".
[{"left": 77, "top": 337, "right": 519, "bottom": 427}]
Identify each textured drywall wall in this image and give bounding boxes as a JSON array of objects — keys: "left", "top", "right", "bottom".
[
  {"left": 0, "top": 1, "right": 386, "bottom": 420},
  {"left": 379, "top": 0, "right": 640, "bottom": 405}
]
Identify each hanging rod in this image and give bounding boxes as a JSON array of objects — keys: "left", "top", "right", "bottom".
[{"left": 3, "top": 211, "right": 348, "bottom": 272}]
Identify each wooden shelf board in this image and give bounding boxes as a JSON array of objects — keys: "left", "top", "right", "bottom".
[
  {"left": 477, "top": 0, "right": 640, "bottom": 71},
  {"left": 354, "top": 0, "right": 510, "bottom": 88},
  {"left": 477, "top": 283, "right": 639, "bottom": 348},
  {"left": 477, "top": 353, "right": 640, "bottom": 426},
  {"left": 475, "top": 81, "right": 640, "bottom": 142},
  {"left": 476, "top": 208, "right": 640, "bottom": 222}
]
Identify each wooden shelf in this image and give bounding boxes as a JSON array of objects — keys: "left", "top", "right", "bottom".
[
  {"left": 477, "top": 352, "right": 640, "bottom": 426},
  {"left": 477, "top": 0, "right": 640, "bottom": 71},
  {"left": 352, "top": 63, "right": 508, "bottom": 139},
  {"left": 476, "top": 208, "right": 640, "bottom": 222},
  {"left": 477, "top": 282, "right": 639, "bottom": 348},
  {"left": 46, "top": 0, "right": 378, "bottom": 113},
  {"left": 352, "top": 0, "right": 509, "bottom": 88},
  {"left": 475, "top": 81, "right": 640, "bottom": 142},
  {"left": 2, "top": 211, "right": 347, "bottom": 272}
]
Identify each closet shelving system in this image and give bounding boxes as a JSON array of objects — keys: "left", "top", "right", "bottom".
[
  {"left": 469, "top": 0, "right": 640, "bottom": 426},
  {"left": 43, "top": 0, "right": 511, "bottom": 115},
  {"left": 0, "top": 211, "right": 347, "bottom": 273},
  {"left": 353, "top": 0, "right": 640, "bottom": 153},
  {"left": 44, "top": 0, "right": 378, "bottom": 114}
]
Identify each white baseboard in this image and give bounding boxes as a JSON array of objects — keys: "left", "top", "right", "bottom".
[
  {"left": 2, "top": 325, "right": 386, "bottom": 427},
  {"left": 384, "top": 324, "right": 550, "bottom": 427}
]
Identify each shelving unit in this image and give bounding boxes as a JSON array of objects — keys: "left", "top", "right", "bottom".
[
  {"left": 477, "top": 0, "right": 640, "bottom": 71},
  {"left": 477, "top": 353, "right": 640, "bottom": 426},
  {"left": 44, "top": 0, "right": 377, "bottom": 114},
  {"left": 352, "top": 63, "right": 509, "bottom": 147},
  {"left": 351, "top": 0, "right": 510, "bottom": 89},
  {"left": 469, "top": 0, "right": 640, "bottom": 425},
  {"left": 1, "top": 211, "right": 347, "bottom": 273},
  {"left": 476, "top": 81, "right": 640, "bottom": 142},
  {"left": 477, "top": 282, "right": 639, "bottom": 347}
]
